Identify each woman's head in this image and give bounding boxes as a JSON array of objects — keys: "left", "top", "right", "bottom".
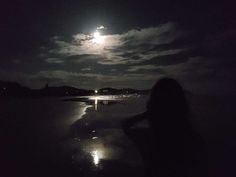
[{"left": 147, "top": 78, "right": 188, "bottom": 118}]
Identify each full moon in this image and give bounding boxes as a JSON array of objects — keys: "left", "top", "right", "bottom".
[{"left": 92, "top": 31, "right": 105, "bottom": 44}]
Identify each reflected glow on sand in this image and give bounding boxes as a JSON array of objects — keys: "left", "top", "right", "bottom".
[
  {"left": 88, "top": 95, "right": 126, "bottom": 101},
  {"left": 91, "top": 149, "right": 104, "bottom": 166},
  {"left": 88, "top": 95, "right": 129, "bottom": 111},
  {"left": 81, "top": 141, "right": 116, "bottom": 166},
  {"left": 70, "top": 103, "right": 92, "bottom": 123},
  {"left": 94, "top": 97, "right": 98, "bottom": 111},
  {"left": 79, "top": 103, "right": 92, "bottom": 119}
]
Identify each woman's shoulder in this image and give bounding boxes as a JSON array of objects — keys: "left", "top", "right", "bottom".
[{"left": 122, "top": 112, "right": 149, "bottom": 133}]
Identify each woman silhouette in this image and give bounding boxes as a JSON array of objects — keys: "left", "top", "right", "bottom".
[{"left": 122, "top": 78, "right": 207, "bottom": 177}]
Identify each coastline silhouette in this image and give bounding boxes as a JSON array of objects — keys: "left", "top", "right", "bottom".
[{"left": 122, "top": 78, "right": 207, "bottom": 177}]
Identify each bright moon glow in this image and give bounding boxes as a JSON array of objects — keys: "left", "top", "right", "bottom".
[{"left": 92, "top": 31, "right": 105, "bottom": 44}]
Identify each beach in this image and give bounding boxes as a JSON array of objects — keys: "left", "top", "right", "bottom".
[{"left": 1, "top": 94, "right": 236, "bottom": 177}]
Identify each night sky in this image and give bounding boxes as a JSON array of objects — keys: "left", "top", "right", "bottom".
[{"left": 1, "top": 0, "right": 236, "bottom": 94}]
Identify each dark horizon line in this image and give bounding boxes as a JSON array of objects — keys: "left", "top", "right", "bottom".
[{"left": 0, "top": 79, "right": 151, "bottom": 91}]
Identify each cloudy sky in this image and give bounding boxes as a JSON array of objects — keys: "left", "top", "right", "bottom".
[{"left": 1, "top": 0, "right": 236, "bottom": 94}]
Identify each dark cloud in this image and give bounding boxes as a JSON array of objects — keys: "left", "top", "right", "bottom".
[
  {"left": 144, "top": 52, "right": 190, "bottom": 66},
  {"left": 46, "top": 58, "right": 64, "bottom": 64},
  {"left": 65, "top": 54, "right": 104, "bottom": 63}
]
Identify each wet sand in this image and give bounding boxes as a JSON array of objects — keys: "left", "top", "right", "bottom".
[{"left": 0, "top": 95, "right": 147, "bottom": 177}]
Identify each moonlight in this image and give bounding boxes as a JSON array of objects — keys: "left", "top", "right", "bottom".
[{"left": 92, "top": 31, "right": 105, "bottom": 44}]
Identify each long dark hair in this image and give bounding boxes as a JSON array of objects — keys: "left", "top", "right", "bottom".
[{"left": 147, "top": 78, "right": 189, "bottom": 125}]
